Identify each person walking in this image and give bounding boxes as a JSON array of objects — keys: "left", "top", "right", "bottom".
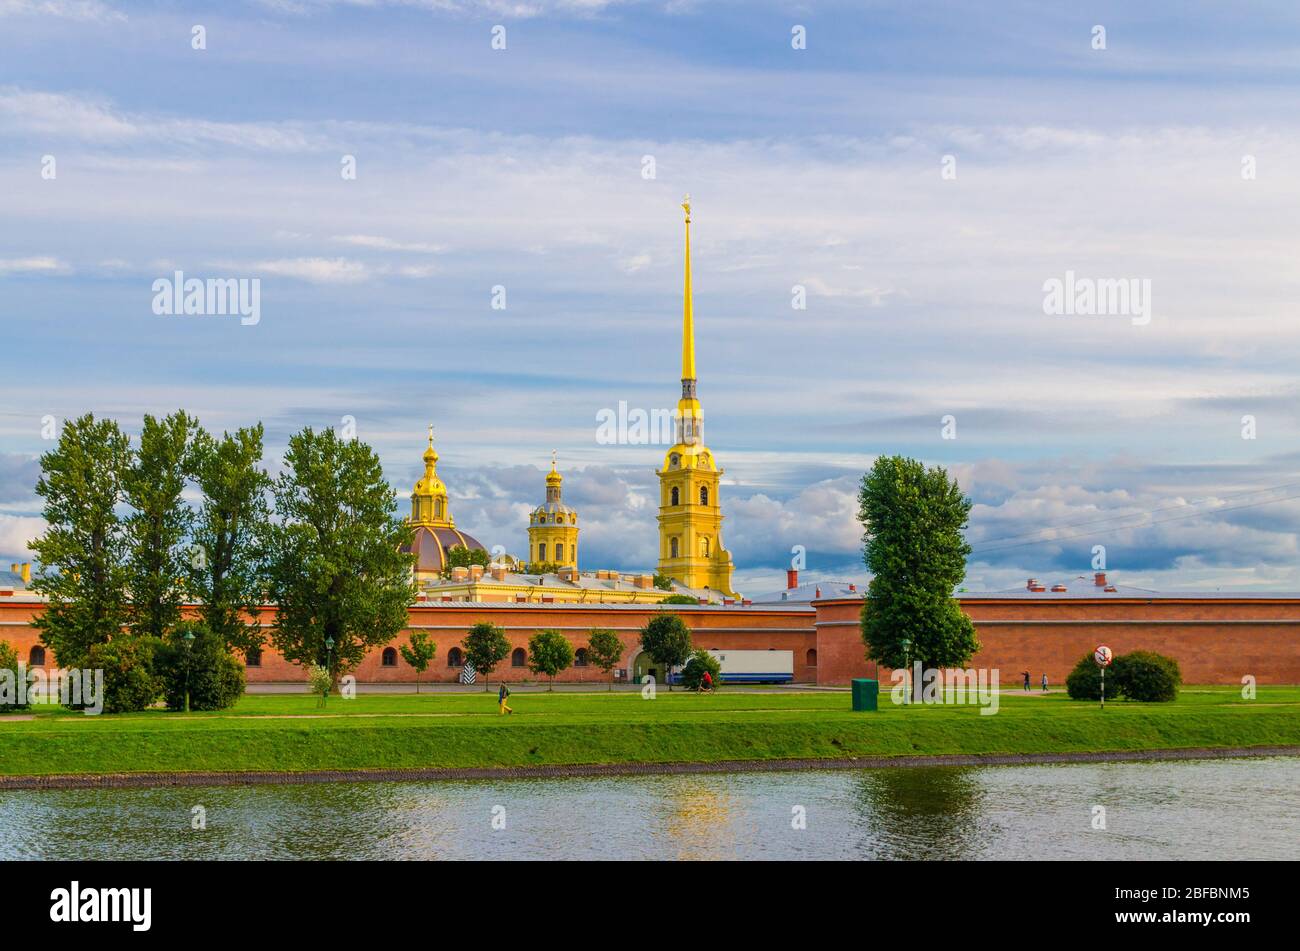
[
  {"left": 498, "top": 681, "right": 513, "bottom": 715},
  {"left": 1022, "top": 670, "right": 1031, "bottom": 692},
  {"left": 1041, "top": 673, "right": 1049, "bottom": 693},
  {"left": 701, "top": 669, "right": 713, "bottom": 693}
]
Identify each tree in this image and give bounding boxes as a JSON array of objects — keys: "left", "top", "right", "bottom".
[
  {"left": 399, "top": 632, "right": 437, "bottom": 693},
  {"left": 528, "top": 629, "right": 574, "bottom": 690},
  {"left": 0, "top": 641, "right": 29, "bottom": 712},
  {"left": 264, "top": 427, "right": 415, "bottom": 681},
  {"left": 660, "top": 594, "right": 698, "bottom": 605},
  {"left": 1112, "top": 650, "right": 1181, "bottom": 702},
  {"left": 153, "top": 622, "right": 245, "bottom": 711},
  {"left": 29, "top": 414, "right": 132, "bottom": 668},
  {"left": 639, "top": 613, "right": 692, "bottom": 690},
  {"left": 444, "top": 545, "right": 490, "bottom": 576},
  {"left": 1065, "top": 654, "right": 1109, "bottom": 701},
  {"left": 585, "top": 628, "right": 623, "bottom": 691},
  {"left": 186, "top": 424, "right": 271, "bottom": 655},
  {"left": 678, "top": 648, "right": 722, "bottom": 691},
  {"left": 462, "top": 621, "right": 510, "bottom": 691},
  {"left": 86, "top": 637, "right": 163, "bottom": 713},
  {"left": 124, "top": 411, "right": 201, "bottom": 642},
  {"left": 858, "top": 455, "right": 978, "bottom": 701},
  {"left": 524, "top": 561, "right": 560, "bottom": 575},
  {"left": 652, "top": 572, "right": 674, "bottom": 591}
]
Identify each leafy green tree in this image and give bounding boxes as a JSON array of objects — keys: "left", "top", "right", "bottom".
[
  {"left": 0, "top": 641, "right": 29, "bottom": 712},
  {"left": 679, "top": 648, "right": 722, "bottom": 691},
  {"left": 462, "top": 621, "right": 510, "bottom": 691},
  {"left": 639, "top": 613, "right": 692, "bottom": 690},
  {"left": 660, "top": 594, "right": 698, "bottom": 605},
  {"left": 524, "top": 561, "right": 560, "bottom": 575},
  {"left": 86, "top": 637, "right": 163, "bottom": 713},
  {"left": 858, "top": 455, "right": 978, "bottom": 701},
  {"left": 153, "top": 622, "right": 245, "bottom": 711},
  {"left": 585, "top": 628, "right": 623, "bottom": 691},
  {"left": 527, "top": 629, "right": 574, "bottom": 690},
  {"left": 186, "top": 424, "right": 271, "bottom": 655},
  {"left": 399, "top": 632, "right": 437, "bottom": 693},
  {"left": 265, "top": 427, "right": 415, "bottom": 681},
  {"left": 1065, "top": 654, "right": 1109, "bottom": 701},
  {"left": 29, "top": 414, "right": 132, "bottom": 668},
  {"left": 1112, "top": 650, "right": 1180, "bottom": 702},
  {"left": 124, "top": 411, "right": 201, "bottom": 642},
  {"left": 652, "top": 572, "right": 674, "bottom": 591},
  {"left": 444, "top": 545, "right": 491, "bottom": 576}
]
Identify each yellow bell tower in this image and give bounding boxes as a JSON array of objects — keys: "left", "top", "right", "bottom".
[
  {"left": 411, "top": 424, "right": 454, "bottom": 527},
  {"left": 528, "top": 450, "right": 579, "bottom": 570},
  {"left": 656, "top": 196, "right": 736, "bottom": 597}
]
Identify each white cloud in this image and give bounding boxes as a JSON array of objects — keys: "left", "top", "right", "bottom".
[
  {"left": 0, "top": 0, "right": 124, "bottom": 22},
  {"left": 0, "top": 256, "right": 70, "bottom": 274},
  {"left": 251, "top": 257, "right": 371, "bottom": 283}
]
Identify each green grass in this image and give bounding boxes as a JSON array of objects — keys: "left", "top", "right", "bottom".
[{"left": 0, "top": 686, "right": 1296, "bottom": 777}]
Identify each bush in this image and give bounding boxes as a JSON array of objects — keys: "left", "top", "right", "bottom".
[
  {"left": 1112, "top": 650, "right": 1180, "bottom": 702},
  {"left": 1065, "top": 653, "right": 1112, "bottom": 701},
  {"left": 307, "top": 664, "right": 333, "bottom": 698},
  {"left": 85, "top": 637, "right": 163, "bottom": 713},
  {"left": 678, "top": 649, "right": 722, "bottom": 690},
  {"left": 0, "top": 641, "right": 29, "bottom": 712},
  {"left": 154, "top": 624, "right": 246, "bottom": 711},
  {"left": 660, "top": 594, "right": 700, "bottom": 605}
]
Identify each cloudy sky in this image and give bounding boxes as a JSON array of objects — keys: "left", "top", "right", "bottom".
[{"left": 4, "top": 0, "right": 1300, "bottom": 594}]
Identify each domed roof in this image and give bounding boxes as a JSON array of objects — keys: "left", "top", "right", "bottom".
[{"left": 403, "top": 525, "right": 487, "bottom": 574}]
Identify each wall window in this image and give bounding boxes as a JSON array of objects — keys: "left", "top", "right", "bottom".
[
  {"left": 538, "top": 543, "right": 547, "bottom": 562},
  {"left": 448, "top": 646, "right": 464, "bottom": 668},
  {"left": 699, "top": 485, "right": 709, "bottom": 506},
  {"left": 511, "top": 647, "right": 527, "bottom": 667},
  {"left": 555, "top": 543, "right": 564, "bottom": 561},
  {"left": 245, "top": 648, "right": 262, "bottom": 668},
  {"left": 382, "top": 647, "right": 398, "bottom": 667},
  {"left": 806, "top": 648, "right": 818, "bottom": 667},
  {"left": 28, "top": 645, "right": 46, "bottom": 667},
  {"left": 670, "top": 537, "right": 679, "bottom": 558},
  {"left": 670, "top": 486, "right": 679, "bottom": 506},
  {"left": 700, "top": 536, "right": 710, "bottom": 557},
  {"left": 574, "top": 648, "right": 588, "bottom": 667}
]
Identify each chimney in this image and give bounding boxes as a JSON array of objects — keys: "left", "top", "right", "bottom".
[
  {"left": 786, "top": 569, "right": 799, "bottom": 590},
  {"left": 1051, "top": 583, "right": 1068, "bottom": 592},
  {"left": 558, "top": 566, "right": 577, "bottom": 583},
  {"left": 1094, "top": 572, "right": 1107, "bottom": 587},
  {"left": 1026, "top": 578, "right": 1038, "bottom": 590},
  {"left": 848, "top": 583, "right": 856, "bottom": 592},
  {"left": 697, "top": 597, "right": 708, "bottom": 605},
  {"left": 814, "top": 586, "right": 821, "bottom": 599},
  {"left": 468, "top": 565, "right": 484, "bottom": 582},
  {"left": 490, "top": 565, "right": 507, "bottom": 582},
  {"left": 11, "top": 563, "right": 30, "bottom": 586},
  {"left": 634, "top": 574, "right": 653, "bottom": 589},
  {"left": 741, "top": 598, "right": 752, "bottom": 606}
]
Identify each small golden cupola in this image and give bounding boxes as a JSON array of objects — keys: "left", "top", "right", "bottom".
[
  {"left": 528, "top": 450, "right": 579, "bottom": 571},
  {"left": 403, "top": 425, "right": 487, "bottom": 580}
]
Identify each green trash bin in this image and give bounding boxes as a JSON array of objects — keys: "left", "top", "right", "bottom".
[{"left": 852, "top": 678, "right": 879, "bottom": 712}]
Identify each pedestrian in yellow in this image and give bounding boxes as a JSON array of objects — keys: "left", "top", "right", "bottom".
[{"left": 498, "top": 681, "right": 513, "bottom": 715}]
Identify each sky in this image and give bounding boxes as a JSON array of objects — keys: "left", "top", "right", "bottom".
[{"left": 3, "top": 0, "right": 1300, "bottom": 595}]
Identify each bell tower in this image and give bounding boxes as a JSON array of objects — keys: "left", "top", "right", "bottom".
[{"left": 656, "top": 196, "right": 735, "bottom": 597}]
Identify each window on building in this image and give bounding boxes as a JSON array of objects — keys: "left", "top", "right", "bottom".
[
  {"left": 448, "top": 647, "right": 463, "bottom": 668},
  {"left": 538, "top": 543, "right": 547, "bottom": 561},
  {"left": 511, "top": 647, "right": 526, "bottom": 667},
  {"left": 671, "top": 486, "right": 679, "bottom": 506},
  {"left": 28, "top": 645, "right": 45, "bottom": 667},
  {"left": 555, "top": 543, "right": 564, "bottom": 561},
  {"left": 574, "top": 648, "right": 588, "bottom": 667},
  {"left": 670, "top": 537, "right": 679, "bottom": 558},
  {"left": 245, "top": 648, "right": 262, "bottom": 668},
  {"left": 670, "top": 453, "right": 680, "bottom": 469},
  {"left": 700, "top": 485, "right": 709, "bottom": 506},
  {"left": 382, "top": 647, "right": 398, "bottom": 667},
  {"left": 806, "top": 648, "right": 818, "bottom": 667},
  {"left": 700, "top": 536, "right": 710, "bottom": 557}
]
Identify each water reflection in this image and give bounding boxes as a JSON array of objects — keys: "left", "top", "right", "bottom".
[{"left": 1, "top": 757, "right": 1296, "bottom": 861}]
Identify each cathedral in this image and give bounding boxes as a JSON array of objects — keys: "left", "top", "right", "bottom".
[{"left": 405, "top": 199, "right": 738, "bottom": 604}]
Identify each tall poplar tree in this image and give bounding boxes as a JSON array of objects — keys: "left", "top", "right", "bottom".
[
  {"left": 123, "top": 411, "right": 200, "bottom": 641},
  {"left": 858, "top": 455, "right": 979, "bottom": 700},
  {"left": 264, "top": 426, "right": 415, "bottom": 678},
  {"left": 29, "top": 414, "right": 132, "bottom": 667},
  {"left": 186, "top": 424, "right": 271, "bottom": 655}
]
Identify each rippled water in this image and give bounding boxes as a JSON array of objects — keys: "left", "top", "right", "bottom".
[{"left": 2, "top": 757, "right": 1295, "bottom": 860}]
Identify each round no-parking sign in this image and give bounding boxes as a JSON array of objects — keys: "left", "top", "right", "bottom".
[{"left": 1094, "top": 645, "right": 1113, "bottom": 667}]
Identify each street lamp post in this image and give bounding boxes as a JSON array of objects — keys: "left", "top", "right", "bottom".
[
  {"left": 324, "top": 637, "right": 335, "bottom": 705},
  {"left": 182, "top": 628, "right": 196, "bottom": 713}
]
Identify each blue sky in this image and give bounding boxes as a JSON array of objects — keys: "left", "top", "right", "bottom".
[{"left": 4, "top": 0, "right": 1300, "bottom": 594}]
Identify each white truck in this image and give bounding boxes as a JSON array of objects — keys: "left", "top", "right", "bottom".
[{"left": 671, "top": 648, "right": 794, "bottom": 685}]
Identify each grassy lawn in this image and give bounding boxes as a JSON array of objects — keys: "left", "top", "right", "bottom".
[{"left": 0, "top": 685, "right": 1296, "bottom": 777}]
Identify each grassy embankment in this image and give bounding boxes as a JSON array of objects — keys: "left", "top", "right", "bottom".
[{"left": 0, "top": 686, "right": 1297, "bottom": 777}]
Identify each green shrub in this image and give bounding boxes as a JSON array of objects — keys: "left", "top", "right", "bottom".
[
  {"left": 678, "top": 649, "right": 722, "bottom": 690},
  {"left": 660, "top": 594, "right": 700, "bottom": 605},
  {"left": 0, "top": 641, "right": 29, "bottom": 712},
  {"left": 154, "top": 624, "right": 246, "bottom": 711},
  {"left": 1065, "top": 653, "right": 1114, "bottom": 701},
  {"left": 85, "top": 637, "right": 163, "bottom": 713},
  {"left": 1112, "top": 650, "right": 1180, "bottom": 702}
]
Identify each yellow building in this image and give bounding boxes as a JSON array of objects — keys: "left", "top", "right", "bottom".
[
  {"left": 402, "top": 426, "right": 488, "bottom": 582},
  {"left": 527, "top": 451, "right": 579, "bottom": 570},
  {"left": 656, "top": 197, "right": 736, "bottom": 596}
]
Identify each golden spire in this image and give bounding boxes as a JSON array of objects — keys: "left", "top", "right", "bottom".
[
  {"left": 546, "top": 448, "right": 562, "bottom": 486},
  {"left": 422, "top": 423, "right": 437, "bottom": 466},
  {"left": 681, "top": 194, "right": 695, "bottom": 382}
]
